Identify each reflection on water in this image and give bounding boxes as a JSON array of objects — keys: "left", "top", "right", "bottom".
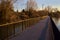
[{"left": 52, "top": 18, "right": 60, "bottom": 31}]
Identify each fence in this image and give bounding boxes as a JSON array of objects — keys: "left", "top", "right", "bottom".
[{"left": 0, "top": 17, "right": 41, "bottom": 40}]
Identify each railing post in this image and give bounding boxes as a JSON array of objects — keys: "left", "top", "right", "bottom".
[
  {"left": 27, "top": 20, "right": 29, "bottom": 27},
  {"left": 5, "top": 26, "right": 9, "bottom": 40},
  {"left": 0, "top": 27, "right": 3, "bottom": 40},
  {"left": 22, "top": 22, "right": 23, "bottom": 32},
  {"left": 13, "top": 24, "right": 15, "bottom": 37},
  {"left": 25, "top": 21, "right": 26, "bottom": 30},
  {"left": 7, "top": 26, "right": 9, "bottom": 40}
]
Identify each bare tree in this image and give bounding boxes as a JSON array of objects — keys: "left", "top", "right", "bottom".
[
  {"left": 0, "top": 0, "right": 17, "bottom": 24},
  {"left": 44, "top": 6, "right": 53, "bottom": 12},
  {"left": 26, "top": 0, "right": 37, "bottom": 11}
]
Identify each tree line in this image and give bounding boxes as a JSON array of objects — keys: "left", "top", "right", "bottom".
[
  {"left": 0, "top": 0, "right": 40, "bottom": 24},
  {"left": 0, "top": 0, "right": 60, "bottom": 24}
]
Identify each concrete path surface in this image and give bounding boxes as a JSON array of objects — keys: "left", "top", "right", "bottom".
[{"left": 10, "top": 16, "right": 54, "bottom": 40}]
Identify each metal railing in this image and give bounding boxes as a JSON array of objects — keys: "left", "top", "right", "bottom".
[{"left": 0, "top": 17, "right": 41, "bottom": 40}]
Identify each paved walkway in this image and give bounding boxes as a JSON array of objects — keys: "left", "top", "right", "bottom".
[{"left": 10, "top": 16, "right": 54, "bottom": 40}]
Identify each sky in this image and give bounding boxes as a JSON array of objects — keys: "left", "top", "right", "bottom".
[{"left": 13, "top": 0, "right": 60, "bottom": 11}]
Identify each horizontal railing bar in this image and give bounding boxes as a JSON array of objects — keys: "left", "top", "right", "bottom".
[{"left": 0, "top": 17, "right": 40, "bottom": 27}]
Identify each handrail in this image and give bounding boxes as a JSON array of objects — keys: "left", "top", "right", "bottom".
[{"left": 0, "top": 17, "right": 40, "bottom": 27}]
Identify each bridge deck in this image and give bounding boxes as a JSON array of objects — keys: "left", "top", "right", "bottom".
[{"left": 10, "top": 16, "right": 54, "bottom": 40}]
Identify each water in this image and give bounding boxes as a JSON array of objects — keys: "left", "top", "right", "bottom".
[{"left": 52, "top": 18, "right": 60, "bottom": 31}]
